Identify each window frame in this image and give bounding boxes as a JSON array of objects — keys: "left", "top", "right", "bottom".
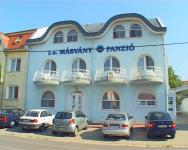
[
  {"left": 41, "top": 91, "right": 55, "bottom": 108},
  {"left": 104, "top": 57, "right": 120, "bottom": 72},
  {"left": 9, "top": 58, "right": 21, "bottom": 72},
  {"left": 113, "top": 25, "right": 125, "bottom": 39},
  {"left": 130, "top": 24, "right": 142, "bottom": 38},
  {"left": 53, "top": 31, "right": 63, "bottom": 43},
  {"left": 72, "top": 58, "right": 86, "bottom": 72},
  {"left": 6, "top": 85, "right": 19, "bottom": 100},
  {"left": 137, "top": 55, "right": 154, "bottom": 70},
  {"left": 67, "top": 30, "right": 78, "bottom": 42},
  {"left": 44, "top": 60, "right": 57, "bottom": 73}
]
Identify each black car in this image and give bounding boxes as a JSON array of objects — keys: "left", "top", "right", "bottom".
[
  {"left": 145, "top": 111, "right": 176, "bottom": 139},
  {"left": 0, "top": 108, "right": 25, "bottom": 128}
]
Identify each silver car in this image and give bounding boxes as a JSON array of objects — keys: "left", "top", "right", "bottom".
[
  {"left": 102, "top": 113, "right": 133, "bottom": 139},
  {"left": 52, "top": 110, "right": 88, "bottom": 136}
]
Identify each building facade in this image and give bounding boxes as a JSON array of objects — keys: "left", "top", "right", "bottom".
[
  {"left": 0, "top": 30, "right": 35, "bottom": 109},
  {"left": 26, "top": 13, "right": 169, "bottom": 124}
]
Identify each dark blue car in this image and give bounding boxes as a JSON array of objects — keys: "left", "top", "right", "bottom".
[
  {"left": 0, "top": 109, "right": 25, "bottom": 128},
  {"left": 145, "top": 111, "right": 176, "bottom": 139}
]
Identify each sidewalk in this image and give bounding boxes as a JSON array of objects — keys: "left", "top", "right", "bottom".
[{"left": 0, "top": 125, "right": 188, "bottom": 148}]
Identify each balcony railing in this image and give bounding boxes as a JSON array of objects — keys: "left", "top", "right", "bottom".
[
  {"left": 62, "top": 69, "right": 91, "bottom": 85},
  {"left": 95, "top": 67, "right": 128, "bottom": 84},
  {"left": 130, "top": 66, "right": 163, "bottom": 84},
  {"left": 33, "top": 70, "right": 60, "bottom": 85}
]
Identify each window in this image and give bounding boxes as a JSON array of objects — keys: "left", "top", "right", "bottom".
[
  {"left": 104, "top": 57, "right": 120, "bottom": 72},
  {"left": 130, "top": 24, "right": 142, "bottom": 37},
  {"left": 102, "top": 90, "right": 120, "bottom": 109},
  {"left": 41, "top": 91, "right": 55, "bottom": 107},
  {"left": 137, "top": 92, "right": 156, "bottom": 106},
  {"left": 113, "top": 25, "right": 125, "bottom": 39},
  {"left": 67, "top": 30, "right": 78, "bottom": 42},
  {"left": 9, "top": 58, "right": 21, "bottom": 72},
  {"left": 54, "top": 31, "right": 63, "bottom": 43},
  {"left": 72, "top": 58, "right": 86, "bottom": 72},
  {"left": 44, "top": 60, "right": 56, "bottom": 74},
  {"left": 137, "top": 56, "right": 154, "bottom": 70},
  {"left": 6, "top": 85, "right": 19, "bottom": 99}
]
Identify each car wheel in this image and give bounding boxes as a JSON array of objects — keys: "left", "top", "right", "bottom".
[
  {"left": 147, "top": 133, "right": 152, "bottom": 138},
  {"left": 72, "top": 127, "right": 78, "bottom": 137},
  {"left": 39, "top": 124, "right": 45, "bottom": 131},
  {"left": 83, "top": 122, "right": 88, "bottom": 130},
  {"left": 125, "top": 135, "right": 130, "bottom": 140},
  {"left": 10, "top": 121, "right": 16, "bottom": 128},
  {"left": 103, "top": 134, "right": 108, "bottom": 138},
  {"left": 52, "top": 131, "right": 58, "bottom": 135},
  {"left": 170, "top": 134, "right": 175, "bottom": 139}
]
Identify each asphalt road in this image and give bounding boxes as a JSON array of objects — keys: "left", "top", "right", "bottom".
[{"left": 0, "top": 134, "right": 187, "bottom": 150}]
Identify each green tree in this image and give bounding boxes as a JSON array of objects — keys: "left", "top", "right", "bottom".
[{"left": 168, "top": 66, "right": 182, "bottom": 88}]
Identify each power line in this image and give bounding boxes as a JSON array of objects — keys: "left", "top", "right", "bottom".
[{"left": 1, "top": 41, "right": 188, "bottom": 52}]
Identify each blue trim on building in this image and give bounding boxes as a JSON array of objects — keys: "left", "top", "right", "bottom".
[{"left": 27, "top": 13, "right": 167, "bottom": 44}]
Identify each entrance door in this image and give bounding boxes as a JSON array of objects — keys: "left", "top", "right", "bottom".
[{"left": 71, "top": 92, "right": 84, "bottom": 112}]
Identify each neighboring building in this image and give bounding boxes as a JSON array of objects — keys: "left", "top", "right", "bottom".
[
  {"left": 1, "top": 29, "right": 36, "bottom": 109},
  {"left": 0, "top": 32, "right": 9, "bottom": 108},
  {"left": 26, "top": 13, "right": 169, "bottom": 124},
  {"left": 178, "top": 81, "right": 188, "bottom": 112}
]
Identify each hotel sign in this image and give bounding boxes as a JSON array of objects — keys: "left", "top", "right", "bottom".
[{"left": 48, "top": 43, "right": 135, "bottom": 55}]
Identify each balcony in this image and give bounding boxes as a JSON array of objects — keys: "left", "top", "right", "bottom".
[
  {"left": 95, "top": 67, "right": 128, "bottom": 84},
  {"left": 130, "top": 66, "right": 163, "bottom": 84},
  {"left": 33, "top": 70, "right": 60, "bottom": 85},
  {"left": 62, "top": 69, "right": 91, "bottom": 85}
]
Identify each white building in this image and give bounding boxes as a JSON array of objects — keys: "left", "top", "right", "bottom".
[{"left": 26, "top": 13, "right": 170, "bottom": 124}]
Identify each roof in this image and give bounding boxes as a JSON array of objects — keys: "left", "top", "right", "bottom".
[
  {"left": 82, "top": 23, "right": 104, "bottom": 33},
  {"left": 182, "top": 81, "right": 188, "bottom": 85},
  {"left": 5, "top": 29, "right": 36, "bottom": 50},
  {"left": 27, "top": 13, "right": 167, "bottom": 44},
  {"left": 0, "top": 32, "right": 9, "bottom": 47}
]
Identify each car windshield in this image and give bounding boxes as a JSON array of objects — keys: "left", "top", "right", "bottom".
[
  {"left": 55, "top": 112, "right": 72, "bottom": 119},
  {"left": 107, "top": 114, "right": 126, "bottom": 121},
  {"left": 25, "top": 111, "right": 39, "bottom": 117},
  {"left": 149, "top": 112, "right": 171, "bottom": 121}
]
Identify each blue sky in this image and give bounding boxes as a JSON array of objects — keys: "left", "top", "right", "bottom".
[{"left": 0, "top": 0, "right": 188, "bottom": 80}]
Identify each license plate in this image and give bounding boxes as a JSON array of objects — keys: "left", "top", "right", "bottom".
[
  {"left": 158, "top": 125, "right": 167, "bottom": 128},
  {"left": 110, "top": 124, "right": 119, "bottom": 129},
  {"left": 22, "top": 119, "right": 30, "bottom": 122}
]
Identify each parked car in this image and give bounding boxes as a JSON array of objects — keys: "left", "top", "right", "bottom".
[
  {"left": 102, "top": 112, "right": 133, "bottom": 139},
  {"left": 0, "top": 108, "right": 25, "bottom": 128},
  {"left": 52, "top": 110, "right": 88, "bottom": 136},
  {"left": 145, "top": 111, "right": 176, "bottom": 139},
  {"left": 19, "top": 109, "right": 54, "bottom": 130}
]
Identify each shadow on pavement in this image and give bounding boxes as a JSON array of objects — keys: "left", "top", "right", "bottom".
[{"left": 80, "top": 127, "right": 168, "bottom": 142}]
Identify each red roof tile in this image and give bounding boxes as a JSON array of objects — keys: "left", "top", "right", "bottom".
[
  {"left": 0, "top": 32, "right": 9, "bottom": 47},
  {"left": 5, "top": 29, "right": 36, "bottom": 50}
]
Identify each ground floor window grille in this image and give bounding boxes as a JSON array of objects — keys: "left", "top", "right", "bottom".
[
  {"left": 102, "top": 90, "right": 120, "bottom": 109},
  {"left": 41, "top": 91, "right": 55, "bottom": 107},
  {"left": 137, "top": 93, "right": 156, "bottom": 106}
]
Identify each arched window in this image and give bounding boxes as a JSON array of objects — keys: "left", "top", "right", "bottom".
[
  {"left": 104, "top": 57, "right": 120, "bottom": 72},
  {"left": 130, "top": 24, "right": 142, "bottom": 37},
  {"left": 67, "top": 30, "right": 78, "bottom": 42},
  {"left": 113, "top": 25, "right": 125, "bottom": 39},
  {"left": 44, "top": 60, "right": 56, "bottom": 74},
  {"left": 137, "top": 56, "right": 154, "bottom": 70},
  {"left": 54, "top": 31, "right": 63, "bottom": 43},
  {"left": 137, "top": 91, "right": 156, "bottom": 106},
  {"left": 41, "top": 91, "right": 55, "bottom": 107},
  {"left": 72, "top": 58, "right": 86, "bottom": 72},
  {"left": 102, "top": 90, "right": 120, "bottom": 109}
]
